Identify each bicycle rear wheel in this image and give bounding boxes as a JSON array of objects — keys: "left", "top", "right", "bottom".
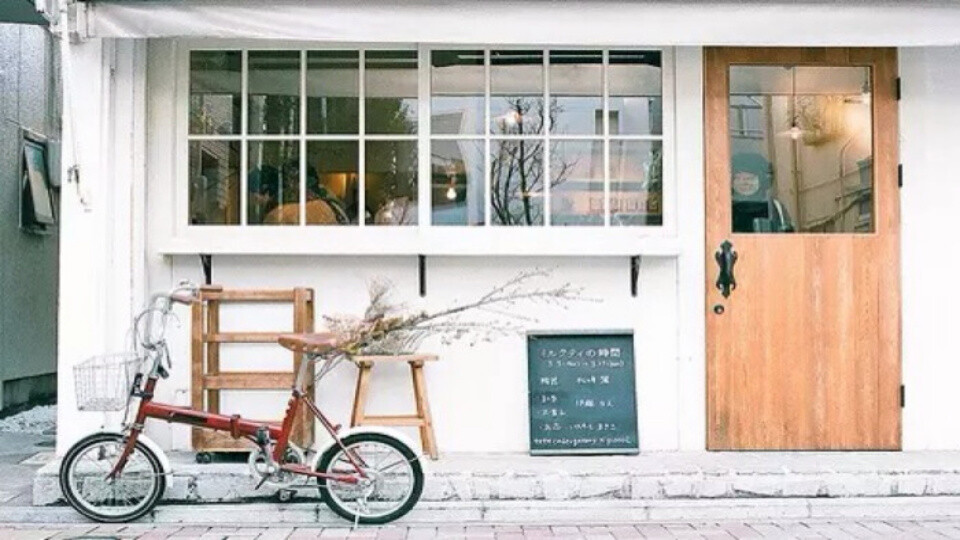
[
  {"left": 59, "top": 432, "right": 165, "bottom": 522},
  {"left": 317, "top": 432, "right": 423, "bottom": 525}
]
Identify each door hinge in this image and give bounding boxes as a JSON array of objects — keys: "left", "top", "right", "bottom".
[
  {"left": 895, "top": 77, "right": 902, "bottom": 101},
  {"left": 898, "top": 164, "right": 903, "bottom": 188},
  {"left": 900, "top": 384, "right": 906, "bottom": 408}
]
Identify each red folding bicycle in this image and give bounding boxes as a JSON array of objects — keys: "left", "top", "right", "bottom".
[{"left": 60, "top": 282, "right": 424, "bottom": 524}]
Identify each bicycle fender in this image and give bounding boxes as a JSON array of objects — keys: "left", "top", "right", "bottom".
[
  {"left": 309, "top": 426, "right": 426, "bottom": 473},
  {"left": 98, "top": 430, "right": 172, "bottom": 475}
]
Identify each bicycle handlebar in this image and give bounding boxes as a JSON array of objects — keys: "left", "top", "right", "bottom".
[
  {"left": 165, "top": 281, "right": 200, "bottom": 308},
  {"left": 169, "top": 292, "right": 197, "bottom": 305}
]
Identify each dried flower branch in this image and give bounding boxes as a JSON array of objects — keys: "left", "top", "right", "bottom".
[{"left": 323, "top": 269, "right": 588, "bottom": 355}]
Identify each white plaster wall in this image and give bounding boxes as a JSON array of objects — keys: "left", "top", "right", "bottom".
[
  {"left": 144, "top": 256, "right": 681, "bottom": 454},
  {"left": 899, "top": 47, "right": 960, "bottom": 450}
]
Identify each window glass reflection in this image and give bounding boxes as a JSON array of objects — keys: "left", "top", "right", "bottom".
[
  {"left": 366, "top": 140, "right": 418, "bottom": 225},
  {"left": 609, "top": 51, "right": 662, "bottom": 136},
  {"left": 610, "top": 140, "right": 662, "bottom": 226},
  {"left": 432, "top": 50, "right": 485, "bottom": 135},
  {"left": 549, "top": 51, "right": 602, "bottom": 135},
  {"left": 491, "top": 50, "right": 544, "bottom": 136},
  {"left": 190, "top": 51, "right": 242, "bottom": 135},
  {"left": 490, "top": 139, "right": 544, "bottom": 226},
  {"left": 248, "top": 51, "right": 301, "bottom": 135},
  {"left": 366, "top": 51, "right": 418, "bottom": 135},
  {"left": 551, "top": 140, "right": 603, "bottom": 226},
  {"left": 247, "top": 140, "right": 300, "bottom": 225},
  {"left": 729, "top": 65, "right": 872, "bottom": 233},
  {"left": 431, "top": 139, "right": 484, "bottom": 226},
  {"left": 306, "top": 141, "right": 358, "bottom": 225},
  {"left": 307, "top": 51, "right": 359, "bottom": 135},
  {"left": 189, "top": 141, "right": 240, "bottom": 224}
]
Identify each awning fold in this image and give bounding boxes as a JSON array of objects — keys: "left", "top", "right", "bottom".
[{"left": 84, "top": 0, "right": 960, "bottom": 46}]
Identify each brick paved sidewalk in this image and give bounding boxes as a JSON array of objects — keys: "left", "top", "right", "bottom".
[{"left": 5, "top": 519, "right": 960, "bottom": 539}]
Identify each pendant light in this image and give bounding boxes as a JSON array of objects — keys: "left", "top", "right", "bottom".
[{"left": 785, "top": 66, "right": 802, "bottom": 140}]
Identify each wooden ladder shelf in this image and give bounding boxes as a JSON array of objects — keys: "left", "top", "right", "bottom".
[{"left": 191, "top": 285, "right": 315, "bottom": 452}]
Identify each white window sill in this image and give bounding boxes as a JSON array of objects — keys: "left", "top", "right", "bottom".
[{"left": 155, "top": 227, "right": 681, "bottom": 257}]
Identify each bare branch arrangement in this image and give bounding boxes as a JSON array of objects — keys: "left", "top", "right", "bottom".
[{"left": 323, "top": 269, "right": 587, "bottom": 355}]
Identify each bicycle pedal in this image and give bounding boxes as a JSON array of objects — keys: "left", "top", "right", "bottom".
[
  {"left": 254, "top": 475, "right": 270, "bottom": 491},
  {"left": 277, "top": 488, "right": 295, "bottom": 503}
]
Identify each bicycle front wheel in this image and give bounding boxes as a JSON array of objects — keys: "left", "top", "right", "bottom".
[
  {"left": 59, "top": 432, "right": 166, "bottom": 522},
  {"left": 317, "top": 432, "right": 423, "bottom": 525}
]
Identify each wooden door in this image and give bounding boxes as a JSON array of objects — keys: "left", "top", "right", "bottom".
[{"left": 705, "top": 48, "right": 900, "bottom": 450}]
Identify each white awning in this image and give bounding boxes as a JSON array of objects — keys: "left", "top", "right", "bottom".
[{"left": 83, "top": 0, "right": 960, "bottom": 46}]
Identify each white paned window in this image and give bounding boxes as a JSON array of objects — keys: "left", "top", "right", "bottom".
[{"left": 178, "top": 45, "right": 673, "bottom": 255}]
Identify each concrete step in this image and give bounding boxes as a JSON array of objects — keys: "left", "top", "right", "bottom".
[{"left": 33, "top": 450, "right": 960, "bottom": 507}]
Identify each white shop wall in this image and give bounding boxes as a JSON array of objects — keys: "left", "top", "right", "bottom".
[
  {"left": 899, "top": 47, "right": 960, "bottom": 450},
  {"left": 147, "top": 255, "right": 680, "bottom": 453}
]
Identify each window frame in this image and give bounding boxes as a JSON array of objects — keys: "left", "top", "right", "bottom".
[{"left": 170, "top": 40, "right": 678, "bottom": 256}]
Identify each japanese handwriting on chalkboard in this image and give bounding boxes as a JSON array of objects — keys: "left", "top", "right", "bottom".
[{"left": 528, "top": 333, "right": 637, "bottom": 454}]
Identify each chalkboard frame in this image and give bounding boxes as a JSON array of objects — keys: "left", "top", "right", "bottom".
[{"left": 526, "top": 329, "right": 639, "bottom": 456}]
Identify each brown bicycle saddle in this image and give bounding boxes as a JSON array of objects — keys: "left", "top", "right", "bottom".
[{"left": 277, "top": 333, "right": 338, "bottom": 354}]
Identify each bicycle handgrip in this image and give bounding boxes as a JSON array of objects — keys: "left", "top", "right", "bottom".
[{"left": 169, "top": 293, "right": 197, "bottom": 305}]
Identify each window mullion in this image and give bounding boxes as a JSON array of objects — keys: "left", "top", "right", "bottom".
[
  {"left": 418, "top": 46, "right": 431, "bottom": 227},
  {"left": 543, "top": 48, "right": 551, "bottom": 227},
  {"left": 484, "top": 49, "right": 491, "bottom": 228},
  {"left": 358, "top": 49, "right": 366, "bottom": 227},
  {"left": 299, "top": 49, "right": 307, "bottom": 227},
  {"left": 240, "top": 49, "right": 249, "bottom": 227},
  {"left": 603, "top": 49, "right": 611, "bottom": 227}
]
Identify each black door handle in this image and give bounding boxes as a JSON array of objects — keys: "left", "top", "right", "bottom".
[{"left": 715, "top": 240, "right": 738, "bottom": 299}]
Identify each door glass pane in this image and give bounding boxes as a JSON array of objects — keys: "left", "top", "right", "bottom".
[
  {"left": 549, "top": 50, "right": 602, "bottom": 135},
  {"left": 490, "top": 50, "right": 544, "bottom": 136},
  {"left": 366, "top": 140, "right": 418, "bottom": 225},
  {"left": 365, "top": 51, "right": 418, "bottom": 135},
  {"left": 306, "top": 51, "right": 359, "bottom": 135},
  {"left": 247, "top": 140, "right": 300, "bottom": 225},
  {"left": 490, "top": 139, "right": 544, "bottom": 226},
  {"left": 431, "top": 139, "right": 485, "bottom": 226},
  {"left": 432, "top": 50, "right": 485, "bottom": 135},
  {"left": 248, "top": 51, "right": 301, "bottom": 135},
  {"left": 305, "top": 141, "right": 358, "bottom": 225},
  {"left": 729, "top": 65, "right": 873, "bottom": 233},
  {"left": 189, "top": 51, "right": 241, "bottom": 135},
  {"left": 550, "top": 140, "right": 603, "bottom": 226}
]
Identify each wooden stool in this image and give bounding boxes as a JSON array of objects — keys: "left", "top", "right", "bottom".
[{"left": 350, "top": 354, "right": 439, "bottom": 459}]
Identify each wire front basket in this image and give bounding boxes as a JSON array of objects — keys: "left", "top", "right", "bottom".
[{"left": 73, "top": 353, "right": 145, "bottom": 411}]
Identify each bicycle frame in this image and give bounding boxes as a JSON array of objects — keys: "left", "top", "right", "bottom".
[{"left": 109, "top": 340, "right": 364, "bottom": 486}]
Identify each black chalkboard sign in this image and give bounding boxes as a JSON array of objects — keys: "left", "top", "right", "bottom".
[{"left": 527, "top": 331, "right": 638, "bottom": 455}]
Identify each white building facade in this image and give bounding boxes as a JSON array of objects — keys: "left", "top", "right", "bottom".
[{"left": 50, "top": 0, "right": 960, "bottom": 456}]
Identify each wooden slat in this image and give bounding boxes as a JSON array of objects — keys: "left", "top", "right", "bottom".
[
  {"left": 202, "top": 372, "right": 293, "bottom": 390},
  {"left": 190, "top": 300, "right": 205, "bottom": 451},
  {"left": 411, "top": 362, "right": 439, "bottom": 459},
  {"left": 359, "top": 415, "right": 425, "bottom": 426},
  {"left": 195, "top": 430, "right": 256, "bottom": 451},
  {"left": 206, "top": 299, "right": 221, "bottom": 414},
  {"left": 201, "top": 289, "right": 309, "bottom": 302},
  {"left": 353, "top": 354, "right": 439, "bottom": 363},
  {"left": 292, "top": 287, "right": 314, "bottom": 446},
  {"left": 205, "top": 332, "right": 285, "bottom": 343}
]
